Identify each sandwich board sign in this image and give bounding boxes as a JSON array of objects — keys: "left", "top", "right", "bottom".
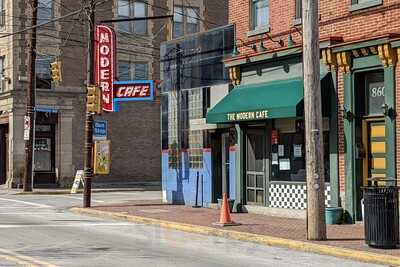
[{"left": 70, "top": 170, "right": 84, "bottom": 194}]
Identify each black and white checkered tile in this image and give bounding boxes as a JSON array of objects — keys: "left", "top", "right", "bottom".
[{"left": 269, "top": 183, "right": 331, "bottom": 210}]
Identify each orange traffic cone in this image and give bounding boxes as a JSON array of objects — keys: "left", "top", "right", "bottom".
[{"left": 213, "top": 192, "right": 240, "bottom": 227}]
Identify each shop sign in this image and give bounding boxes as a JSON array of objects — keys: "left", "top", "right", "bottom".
[
  {"left": 94, "top": 25, "right": 116, "bottom": 112},
  {"left": 113, "top": 80, "right": 155, "bottom": 111},
  {"left": 94, "top": 140, "right": 111, "bottom": 175},
  {"left": 93, "top": 120, "right": 107, "bottom": 141},
  {"left": 226, "top": 110, "right": 268, "bottom": 122}
]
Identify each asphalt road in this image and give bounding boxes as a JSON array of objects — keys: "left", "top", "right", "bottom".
[{"left": 0, "top": 191, "right": 385, "bottom": 267}]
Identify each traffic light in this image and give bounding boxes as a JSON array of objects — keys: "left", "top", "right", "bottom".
[
  {"left": 50, "top": 60, "right": 62, "bottom": 84},
  {"left": 86, "top": 85, "right": 102, "bottom": 114}
]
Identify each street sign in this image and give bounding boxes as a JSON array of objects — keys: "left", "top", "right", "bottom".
[
  {"left": 93, "top": 120, "right": 107, "bottom": 140},
  {"left": 113, "top": 80, "right": 155, "bottom": 111},
  {"left": 23, "top": 116, "right": 31, "bottom": 141},
  {"left": 93, "top": 140, "right": 111, "bottom": 175},
  {"left": 70, "top": 170, "right": 84, "bottom": 194}
]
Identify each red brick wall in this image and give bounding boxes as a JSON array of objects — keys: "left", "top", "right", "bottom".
[
  {"left": 229, "top": 0, "right": 400, "bottom": 192},
  {"left": 230, "top": 1, "right": 400, "bottom": 52}
]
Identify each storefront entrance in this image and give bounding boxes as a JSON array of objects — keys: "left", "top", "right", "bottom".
[
  {"left": 246, "top": 127, "right": 266, "bottom": 205},
  {"left": 0, "top": 124, "right": 8, "bottom": 185},
  {"left": 352, "top": 69, "right": 386, "bottom": 220},
  {"left": 33, "top": 111, "right": 57, "bottom": 187},
  {"left": 34, "top": 124, "right": 56, "bottom": 185},
  {"left": 221, "top": 132, "right": 230, "bottom": 197}
]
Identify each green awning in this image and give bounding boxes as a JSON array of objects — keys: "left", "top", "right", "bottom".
[{"left": 206, "top": 75, "right": 327, "bottom": 124}]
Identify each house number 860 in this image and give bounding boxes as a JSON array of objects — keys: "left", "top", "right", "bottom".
[{"left": 371, "top": 86, "right": 385, "bottom": 97}]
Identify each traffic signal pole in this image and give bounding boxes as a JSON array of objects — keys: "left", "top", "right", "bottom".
[
  {"left": 83, "top": 0, "right": 95, "bottom": 208},
  {"left": 23, "top": 0, "right": 38, "bottom": 192}
]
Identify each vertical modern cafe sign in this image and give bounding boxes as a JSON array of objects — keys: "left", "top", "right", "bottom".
[{"left": 94, "top": 25, "right": 116, "bottom": 112}]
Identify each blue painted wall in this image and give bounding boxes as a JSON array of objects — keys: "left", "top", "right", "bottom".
[{"left": 162, "top": 148, "right": 237, "bottom": 206}]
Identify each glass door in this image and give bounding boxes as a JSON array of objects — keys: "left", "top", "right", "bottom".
[{"left": 246, "top": 128, "right": 265, "bottom": 205}]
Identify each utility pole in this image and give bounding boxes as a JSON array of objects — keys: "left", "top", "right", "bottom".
[
  {"left": 23, "top": 0, "right": 38, "bottom": 192},
  {"left": 302, "top": 0, "right": 327, "bottom": 240},
  {"left": 83, "top": 0, "right": 95, "bottom": 208}
]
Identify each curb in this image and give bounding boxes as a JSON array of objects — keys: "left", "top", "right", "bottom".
[
  {"left": 70, "top": 207, "right": 400, "bottom": 266},
  {"left": 13, "top": 188, "right": 160, "bottom": 195}
]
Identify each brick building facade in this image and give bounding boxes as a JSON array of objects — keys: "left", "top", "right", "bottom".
[
  {"left": 204, "top": 0, "right": 400, "bottom": 222},
  {"left": 0, "top": 0, "right": 224, "bottom": 188}
]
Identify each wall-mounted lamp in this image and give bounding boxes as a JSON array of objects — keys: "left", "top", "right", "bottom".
[
  {"left": 257, "top": 39, "right": 267, "bottom": 53},
  {"left": 342, "top": 107, "right": 353, "bottom": 121},
  {"left": 232, "top": 44, "right": 240, "bottom": 57},
  {"left": 288, "top": 34, "right": 295, "bottom": 48},
  {"left": 381, "top": 103, "right": 395, "bottom": 119}
]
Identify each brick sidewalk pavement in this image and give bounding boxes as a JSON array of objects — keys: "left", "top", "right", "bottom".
[{"left": 92, "top": 200, "right": 400, "bottom": 258}]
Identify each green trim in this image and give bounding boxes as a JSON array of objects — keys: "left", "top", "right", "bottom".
[
  {"left": 233, "top": 124, "right": 244, "bottom": 212},
  {"left": 371, "top": 169, "right": 386, "bottom": 174},
  {"left": 349, "top": 0, "right": 382, "bottom": 12},
  {"left": 352, "top": 55, "right": 382, "bottom": 70},
  {"left": 344, "top": 73, "right": 356, "bottom": 223},
  {"left": 333, "top": 38, "right": 389, "bottom": 54},
  {"left": 247, "top": 26, "right": 271, "bottom": 37},
  {"left": 384, "top": 66, "right": 396, "bottom": 181},
  {"left": 391, "top": 40, "right": 400, "bottom": 48},
  {"left": 225, "top": 47, "right": 303, "bottom": 68},
  {"left": 329, "top": 71, "right": 340, "bottom": 207}
]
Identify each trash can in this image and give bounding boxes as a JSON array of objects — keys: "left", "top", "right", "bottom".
[{"left": 363, "top": 186, "right": 399, "bottom": 249}]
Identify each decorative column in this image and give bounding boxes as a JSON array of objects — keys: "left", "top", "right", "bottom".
[
  {"left": 378, "top": 44, "right": 397, "bottom": 183},
  {"left": 321, "top": 49, "right": 340, "bottom": 207},
  {"left": 336, "top": 51, "right": 357, "bottom": 223}
]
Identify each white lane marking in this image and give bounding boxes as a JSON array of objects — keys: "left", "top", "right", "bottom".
[
  {"left": 58, "top": 195, "right": 105, "bottom": 203},
  {"left": 0, "top": 222, "right": 136, "bottom": 228},
  {"left": 0, "top": 198, "right": 53, "bottom": 208}
]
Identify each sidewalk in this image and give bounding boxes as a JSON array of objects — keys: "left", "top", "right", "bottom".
[
  {"left": 0, "top": 185, "right": 160, "bottom": 195},
  {"left": 72, "top": 200, "right": 400, "bottom": 266}
]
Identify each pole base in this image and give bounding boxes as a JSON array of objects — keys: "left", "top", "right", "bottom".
[{"left": 192, "top": 205, "right": 202, "bottom": 208}]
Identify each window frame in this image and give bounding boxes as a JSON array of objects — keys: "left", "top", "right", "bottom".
[
  {"left": 349, "top": 0, "right": 383, "bottom": 12},
  {"left": 0, "top": 56, "right": 4, "bottom": 93},
  {"left": 117, "top": 61, "right": 149, "bottom": 81},
  {"left": 173, "top": 5, "right": 201, "bottom": 38},
  {"left": 0, "top": 0, "right": 5, "bottom": 29},
  {"left": 247, "top": 0, "right": 270, "bottom": 37},
  {"left": 293, "top": 0, "right": 302, "bottom": 25},
  {"left": 35, "top": 55, "right": 54, "bottom": 90},
  {"left": 117, "top": 0, "right": 148, "bottom": 35},
  {"left": 37, "top": 0, "right": 54, "bottom": 24}
]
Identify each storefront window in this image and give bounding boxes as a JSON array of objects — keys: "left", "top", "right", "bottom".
[
  {"left": 365, "top": 71, "right": 384, "bottom": 116},
  {"left": 271, "top": 119, "right": 330, "bottom": 182},
  {"left": 189, "top": 88, "right": 203, "bottom": 169},
  {"left": 34, "top": 138, "right": 52, "bottom": 172}
]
